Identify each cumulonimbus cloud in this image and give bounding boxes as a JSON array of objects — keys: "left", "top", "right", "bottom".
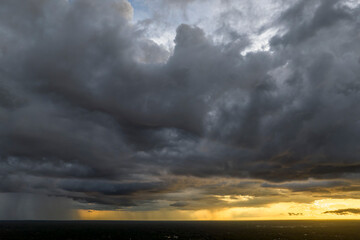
[{"left": 0, "top": 0, "right": 360, "bottom": 216}]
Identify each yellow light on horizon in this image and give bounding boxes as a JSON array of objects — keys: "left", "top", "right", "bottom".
[{"left": 77, "top": 198, "right": 360, "bottom": 221}]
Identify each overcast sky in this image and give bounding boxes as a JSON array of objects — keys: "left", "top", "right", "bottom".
[{"left": 0, "top": 0, "right": 360, "bottom": 220}]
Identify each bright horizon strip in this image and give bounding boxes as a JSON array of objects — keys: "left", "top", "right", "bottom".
[{"left": 77, "top": 199, "right": 360, "bottom": 220}]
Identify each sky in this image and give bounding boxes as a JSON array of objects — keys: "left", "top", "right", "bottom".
[{"left": 0, "top": 0, "right": 360, "bottom": 220}]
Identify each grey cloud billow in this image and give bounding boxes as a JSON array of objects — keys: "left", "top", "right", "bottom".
[{"left": 0, "top": 0, "right": 360, "bottom": 213}]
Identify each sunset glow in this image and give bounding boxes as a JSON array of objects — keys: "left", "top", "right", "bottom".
[{"left": 76, "top": 198, "right": 360, "bottom": 220}]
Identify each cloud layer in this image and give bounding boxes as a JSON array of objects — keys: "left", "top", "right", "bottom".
[
  {"left": 324, "top": 208, "right": 360, "bottom": 215},
  {"left": 0, "top": 0, "right": 360, "bottom": 218}
]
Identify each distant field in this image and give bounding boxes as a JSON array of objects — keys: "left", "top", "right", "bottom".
[{"left": 0, "top": 220, "right": 359, "bottom": 240}]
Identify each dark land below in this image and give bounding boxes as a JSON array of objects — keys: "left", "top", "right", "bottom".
[{"left": 0, "top": 220, "right": 359, "bottom": 240}]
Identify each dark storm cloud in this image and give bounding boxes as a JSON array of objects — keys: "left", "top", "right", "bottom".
[
  {"left": 323, "top": 208, "right": 360, "bottom": 215},
  {"left": 170, "top": 202, "right": 188, "bottom": 208},
  {"left": 262, "top": 179, "right": 351, "bottom": 192},
  {"left": 1, "top": 0, "right": 360, "bottom": 214},
  {"left": 271, "top": 0, "right": 353, "bottom": 46},
  {"left": 59, "top": 179, "right": 166, "bottom": 196}
]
